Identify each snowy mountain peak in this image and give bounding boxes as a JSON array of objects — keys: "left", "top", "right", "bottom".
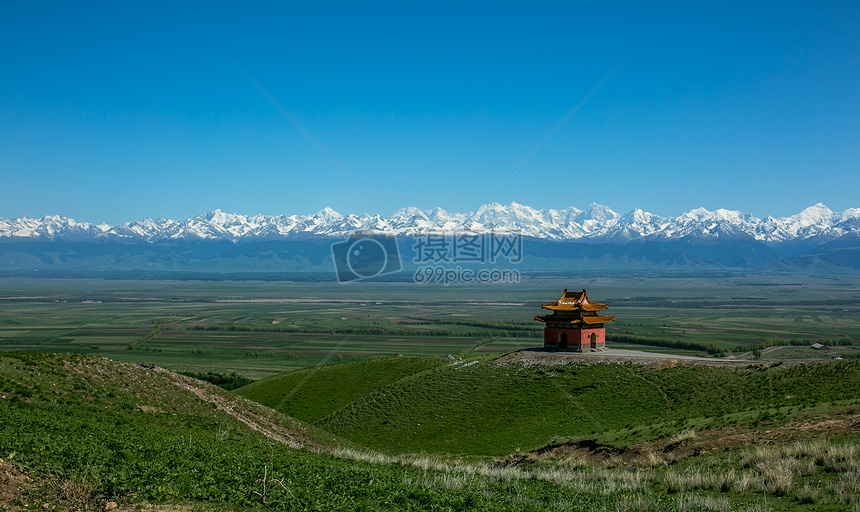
[
  {"left": 316, "top": 207, "right": 341, "bottom": 219},
  {"left": 793, "top": 203, "right": 833, "bottom": 221},
  {"left": 391, "top": 206, "right": 425, "bottom": 218},
  {"left": 578, "top": 203, "right": 620, "bottom": 222},
  {"left": 621, "top": 208, "right": 662, "bottom": 224}
]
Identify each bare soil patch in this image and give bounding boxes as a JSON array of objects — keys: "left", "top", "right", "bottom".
[
  {"left": 135, "top": 405, "right": 166, "bottom": 414},
  {"left": 495, "top": 349, "right": 760, "bottom": 368},
  {"left": 515, "top": 410, "right": 860, "bottom": 467},
  {"left": 0, "top": 459, "right": 34, "bottom": 507}
]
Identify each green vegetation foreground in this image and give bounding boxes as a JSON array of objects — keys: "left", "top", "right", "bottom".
[
  {"left": 3, "top": 351, "right": 860, "bottom": 511},
  {"left": 239, "top": 355, "right": 860, "bottom": 456},
  {"left": 0, "top": 351, "right": 607, "bottom": 511}
]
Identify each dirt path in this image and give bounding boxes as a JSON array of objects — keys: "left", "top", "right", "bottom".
[
  {"left": 149, "top": 366, "right": 319, "bottom": 450},
  {"left": 495, "top": 348, "right": 762, "bottom": 367}
]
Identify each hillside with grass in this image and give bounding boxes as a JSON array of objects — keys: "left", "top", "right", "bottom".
[
  {"left": 2, "top": 351, "right": 860, "bottom": 511},
  {"left": 238, "top": 356, "right": 447, "bottom": 423},
  {"left": 2, "top": 351, "right": 561, "bottom": 510},
  {"left": 239, "top": 354, "right": 860, "bottom": 458}
]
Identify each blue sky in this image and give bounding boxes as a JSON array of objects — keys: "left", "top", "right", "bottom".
[{"left": 1, "top": 1, "right": 858, "bottom": 224}]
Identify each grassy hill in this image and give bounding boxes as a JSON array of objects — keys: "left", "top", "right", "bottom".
[
  {"left": 238, "top": 356, "right": 447, "bottom": 422},
  {"left": 239, "top": 354, "right": 860, "bottom": 457},
  {"left": 0, "top": 351, "right": 602, "bottom": 511},
  {"left": 4, "top": 350, "right": 860, "bottom": 511}
]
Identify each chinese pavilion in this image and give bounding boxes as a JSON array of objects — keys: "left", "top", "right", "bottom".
[{"left": 535, "top": 289, "right": 615, "bottom": 352}]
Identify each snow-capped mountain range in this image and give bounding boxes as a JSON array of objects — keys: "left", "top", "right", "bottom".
[{"left": 2, "top": 203, "right": 859, "bottom": 245}]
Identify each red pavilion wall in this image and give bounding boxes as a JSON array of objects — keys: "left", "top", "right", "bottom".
[{"left": 543, "top": 326, "right": 606, "bottom": 351}]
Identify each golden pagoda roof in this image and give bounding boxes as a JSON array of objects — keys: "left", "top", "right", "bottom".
[
  {"left": 534, "top": 314, "right": 615, "bottom": 325},
  {"left": 541, "top": 288, "right": 609, "bottom": 312}
]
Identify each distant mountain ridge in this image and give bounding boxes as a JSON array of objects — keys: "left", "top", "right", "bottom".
[
  {"left": 3, "top": 203, "right": 859, "bottom": 273},
  {"left": 2, "top": 202, "right": 859, "bottom": 244}
]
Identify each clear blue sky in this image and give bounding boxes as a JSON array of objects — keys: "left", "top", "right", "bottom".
[{"left": 2, "top": 1, "right": 858, "bottom": 224}]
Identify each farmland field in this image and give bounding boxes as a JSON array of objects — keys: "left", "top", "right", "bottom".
[{"left": 0, "top": 272, "right": 859, "bottom": 378}]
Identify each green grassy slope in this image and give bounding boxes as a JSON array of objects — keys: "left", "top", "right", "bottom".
[
  {"left": 4, "top": 351, "right": 860, "bottom": 511},
  {"left": 240, "top": 355, "right": 860, "bottom": 456},
  {"left": 238, "top": 356, "right": 446, "bottom": 422},
  {"left": 2, "top": 351, "right": 621, "bottom": 511}
]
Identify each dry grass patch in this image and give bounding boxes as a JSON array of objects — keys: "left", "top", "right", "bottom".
[{"left": 0, "top": 459, "right": 34, "bottom": 506}]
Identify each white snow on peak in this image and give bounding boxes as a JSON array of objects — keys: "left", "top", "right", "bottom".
[
  {"left": 839, "top": 208, "right": 860, "bottom": 221},
  {"left": 791, "top": 203, "right": 833, "bottom": 225},
  {"left": 578, "top": 203, "right": 620, "bottom": 222}
]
